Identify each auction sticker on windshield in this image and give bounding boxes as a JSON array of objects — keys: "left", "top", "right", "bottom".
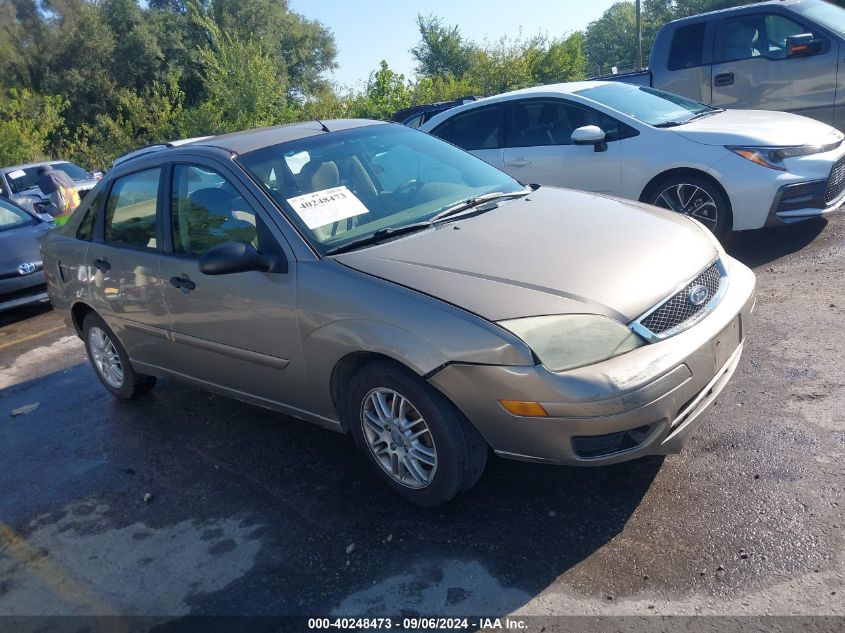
[
  {"left": 7, "top": 169, "right": 26, "bottom": 180},
  {"left": 287, "top": 186, "right": 368, "bottom": 230}
]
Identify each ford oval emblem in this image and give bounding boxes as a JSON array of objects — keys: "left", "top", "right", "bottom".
[
  {"left": 688, "top": 284, "right": 709, "bottom": 307},
  {"left": 17, "top": 262, "right": 38, "bottom": 275}
]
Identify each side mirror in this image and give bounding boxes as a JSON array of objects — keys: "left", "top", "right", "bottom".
[
  {"left": 572, "top": 125, "right": 608, "bottom": 152},
  {"left": 787, "top": 33, "right": 823, "bottom": 57},
  {"left": 198, "top": 241, "right": 287, "bottom": 276},
  {"left": 38, "top": 213, "right": 55, "bottom": 224}
]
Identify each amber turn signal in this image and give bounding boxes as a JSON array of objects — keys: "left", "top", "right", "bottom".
[{"left": 498, "top": 400, "right": 549, "bottom": 417}]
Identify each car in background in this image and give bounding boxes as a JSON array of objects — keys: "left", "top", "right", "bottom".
[
  {"left": 41, "top": 120, "right": 755, "bottom": 505},
  {"left": 597, "top": 0, "right": 845, "bottom": 131},
  {"left": 0, "top": 161, "right": 101, "bottom": 213},
  {"left": 0, "top": 196, "right": 54, "bottom": 312},
  {"left": 421, "top": 80, "right": 845, "bottom": 235},
  {"left": 391, "top": 96, "right": 477, "bottom": 128}
]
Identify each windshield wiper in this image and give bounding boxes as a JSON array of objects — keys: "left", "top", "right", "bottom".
[
  {"left": 653, "top": 120, "right": 685, "bottom": 128},
  {"left": 428, "top": 190, "right": 531, "bottom": 223},
  {"left": 688, "top": 108, "right": 724, "bottom": 121},
  {"left": 654, "top": 108, "right": 725, "bottom": 128},
  {"left": 325, "top": 190, "right": 530, "bottom": 255},
  {"left": 325, "top": 222, "right": 434, "bottom": 255}
]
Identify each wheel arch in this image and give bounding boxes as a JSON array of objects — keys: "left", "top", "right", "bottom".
[
  {"left": 70, "top": 301, "right": 96, "bottom": 337},
  {"left": 639, "top": 167, "right": 733, "bottom": 232},
  {"left": 330, "top": 352, "right": 426, "bottom": 432}
]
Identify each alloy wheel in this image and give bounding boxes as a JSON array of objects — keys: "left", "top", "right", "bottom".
[
  {"left": 361, "top": 388, "right": 438, "bottom": 489},
  {"left": 654, "top": 183, "right": 719, "bottom": 232},
  {"left": 88, "top": 326, "right": 124, "bottom": 389}
]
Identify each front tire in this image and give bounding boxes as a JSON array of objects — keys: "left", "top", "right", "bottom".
[
  {"left": 646, "top": 175, "right": 731, "bottom": 237},
  {"left": 83, "top": 312, "right": 156, "bottom": 400},
  {"left": 346, "top": 361, "right": 487, "bottom": 506}
]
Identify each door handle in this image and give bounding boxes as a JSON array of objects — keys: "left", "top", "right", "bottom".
[
  {"left": 169, "top": 274, "right": 196, "bottom": 293},
  {"left": 714, "top": 72, "right": 734, "bottom": 87},
  {"left": 506, "top": 158, "right": 532, "bottom": 167},
  {"left": 92, "top": 257, "right": 111, "bottom": 273}
]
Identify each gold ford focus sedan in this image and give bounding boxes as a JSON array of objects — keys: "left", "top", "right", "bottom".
[{"left": 40, "top": 120, "right": 756, "bottom": 505}]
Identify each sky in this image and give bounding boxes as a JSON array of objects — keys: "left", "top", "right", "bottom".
[{"left": 289, "top": 0, "right": 620, "bottom": 89}]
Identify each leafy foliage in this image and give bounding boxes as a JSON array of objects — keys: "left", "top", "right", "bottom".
[
  {"left": 0, "top": 0, "right": 824, "bottom": 170},
  {"left": 0, "top": 89, "right": 67, "bottom": 165}
]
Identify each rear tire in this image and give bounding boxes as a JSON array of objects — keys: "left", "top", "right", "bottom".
[
  {"left": 345, "top": 360, "right": 487, "bottom": 506},
  {"left": 83, "top": 312, "right": 156, "bottom": 400},
  {"left": 645, "top": 175, "right": 731, "bottom": 237}
]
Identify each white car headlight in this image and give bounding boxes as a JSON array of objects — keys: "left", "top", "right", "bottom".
[{"left": 498, "top": 314, "right": 644, "bottom": 372}]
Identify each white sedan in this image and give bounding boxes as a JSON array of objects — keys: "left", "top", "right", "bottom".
[{"left": 420, "top": 81, "right": 845, "bottom": 235}]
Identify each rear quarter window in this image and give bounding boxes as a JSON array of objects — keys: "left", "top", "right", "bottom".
[
  {"left": 431, "top": 105, "right": 501, "bottom": 151},
  {"left": 668, "top": 22, "right": 707, "bottom": 70}
]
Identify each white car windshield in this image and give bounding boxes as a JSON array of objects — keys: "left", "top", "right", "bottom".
[
  {"left": 238, "top": 124, "right": 526, "bottom": 254},
  {"left": 576, "top": 83, "right": 716, "bottom": 128}
]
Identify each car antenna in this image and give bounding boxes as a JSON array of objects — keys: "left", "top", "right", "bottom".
[{"left": 315, "top": 119, "right": 330, "bottom": 132}]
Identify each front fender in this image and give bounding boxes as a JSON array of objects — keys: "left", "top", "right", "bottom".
[{"left": 299, "top": 317, "right": 533, "bottom": 421}]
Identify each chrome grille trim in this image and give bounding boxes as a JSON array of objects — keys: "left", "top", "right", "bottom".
[{"left": 629, "top": 259, "right": 728, "bottom": 343}]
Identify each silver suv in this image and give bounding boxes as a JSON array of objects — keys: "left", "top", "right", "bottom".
[{"left": 41, "top": 120, "right": 756, "bottom": 505}]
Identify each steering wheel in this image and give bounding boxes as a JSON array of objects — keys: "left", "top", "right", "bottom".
[{"left": 393, "top": 179, "right": 424, "bottom": 197}]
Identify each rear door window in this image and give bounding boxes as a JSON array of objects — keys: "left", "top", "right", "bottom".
[
  {"left": 431, "top": 105, "right": 501, "bottom": 150},
  {"left": 668, "top": 22, "right": 707, "bottom": 70},
  {"left": 103, "top": 168, "right": 161, "bottom": 249}
]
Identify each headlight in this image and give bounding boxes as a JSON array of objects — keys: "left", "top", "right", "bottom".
[
  {"left": 728, "top": 145, "right": 829, "bottom": 171},
  {"left": 498, "top": 314, "right": 644, "bottom": 372}
]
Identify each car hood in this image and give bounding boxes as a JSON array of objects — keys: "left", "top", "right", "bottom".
[
  {"left": 333, "top": 187, "right": 717, "bottom": 323},
  {"left": 0, "top": 223, "right": 49, "bottom": 274},
  {"left": 673, "top": 109, "right": 843, "bottom": 147}
]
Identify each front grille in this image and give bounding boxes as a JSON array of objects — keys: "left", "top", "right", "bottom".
[
  {"left": 825, "top": 156, "right": 845, "bottom": 204},
  {"left": 640, "top": 262, "right": 722, "bottom": 336},
  {"left": 0, "top": 283, "right": 47, "bottom": 303}
]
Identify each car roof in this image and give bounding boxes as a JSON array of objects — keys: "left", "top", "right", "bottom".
[
  {"left": 111, "top": 119, "right": 387, "bottom": 169},
  {"left": 665, "top": 0, "right": 806, "bottom": 25},
  {"left": 420, "top": 81, "right": 619, "bottom": 129},
  {"left": 2, "top": 159, "right": 77, "bottom": 172},
  {"left": 194, "top": 119, "right": 385, "bottom": 154}
]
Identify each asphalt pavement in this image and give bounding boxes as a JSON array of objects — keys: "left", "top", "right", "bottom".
[{"left": 0, "top": 216, "right": 843, "bottom": 629}]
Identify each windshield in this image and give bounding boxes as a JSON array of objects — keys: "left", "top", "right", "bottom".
[
  {"left": 575, "top": 83, "right": 714, "bottom": 127},
  {"left": 792, "top": 0, "right": 845, "bottom": 37},
  {"left": 0, "top": 197, "right": 35, "bottom": 232},
  {"left": 4, "top": 162, "right": 91, "bottom": 194},
  {"left": 238, "top": 124, "right": 524, "bottom": 254}
]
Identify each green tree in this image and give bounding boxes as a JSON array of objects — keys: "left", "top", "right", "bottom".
[
  {"left": 525, "top": 32, "right": 588, "bottom": 85},
  {"left": 207, "top": 0, "right": 337, "bottom": 97},
  {"left": 584, "top": 2, "right": 639, "bottom": 76},
  {"left": 183, "top": 7, "right": 290, "bottom": 134},
  {"left": 411, "top": 14, "right": 476, "bottom": 78},
  {"left": 349, "top": 61, "right": 412, "bottom": 120},
  {"left": 0, "top": 89, "right": 67, "bottom": 165}
]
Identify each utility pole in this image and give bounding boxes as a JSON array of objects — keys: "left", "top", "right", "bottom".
[{"left": 636, "top": 0, "right": 643, "bottom": 70}]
